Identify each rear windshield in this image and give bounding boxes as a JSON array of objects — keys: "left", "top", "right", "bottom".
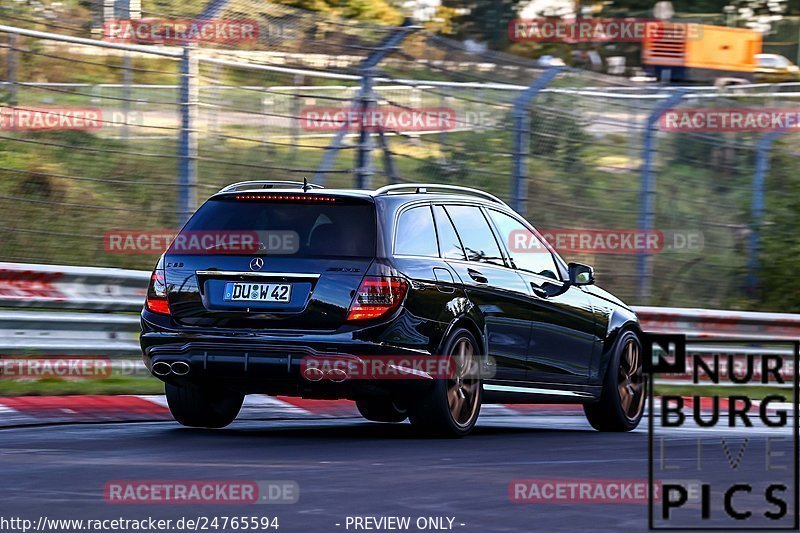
[{"left": 179, "top": 196, "right": 376, "bottom": 257}]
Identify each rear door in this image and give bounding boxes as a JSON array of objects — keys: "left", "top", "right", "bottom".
[
  {"left": 390, "top": 203, "right": 463, "bottom": 323},
  {"left": 164, "top": 193, "right": 375, "bottom": 330},
  {"left": 437, "top": 204, "right": 532, "bottom": 382},
  {"left": 485, "top": 208, "right": 597, "bottom": 384}
]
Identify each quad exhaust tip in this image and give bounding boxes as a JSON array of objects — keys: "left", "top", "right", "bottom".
[
  {"left": 302, "top": 367, "right": 350, "bottom": 382},
  {"left": 171, "top": 361, "right": 190, "bottom": 376},
  {"left": 152, "top": 361, "right": 171, "bottom": 376},
  {"left": 151, "top": 360, "right": 191, "bottom": 376},
  {"left": 303, "top": 367, "right": 324, "bottom": 382},
  {"left": 327, "top": 368, "right": 348, "bottom": 383}
]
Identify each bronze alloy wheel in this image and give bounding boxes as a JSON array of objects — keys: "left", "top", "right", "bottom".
[
  {"left": 617, "top": 337, "right": 645, "bottom": 421},
  {"left": 447, "top": 337, "right": 481, "bottom": 428}
]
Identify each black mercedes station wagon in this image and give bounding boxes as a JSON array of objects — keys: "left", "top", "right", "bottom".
[{"left": 141, "top": 181, "right": 645, "bottom": 436}]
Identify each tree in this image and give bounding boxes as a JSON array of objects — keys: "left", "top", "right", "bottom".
[
  {"left": 600, "top": 0, "right": 793, "bottom": 19},
  {"left": 728, "top": 0, "right": 789, "bottom": 32},
  {"left": 271, "top": 0, "right": 404, "bottom": 25},
  {"left": 601, "top": 1, "right": 732, "bottom": 16},
  {"left": 756, "top": 143, "right": 800, "bottom": 312},
  {"left": 442, "top": 0, "right": 528, "bottom": 49}
]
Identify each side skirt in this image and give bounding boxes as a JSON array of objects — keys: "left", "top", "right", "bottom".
[{"left": 482, "top": 381, "right": 601, "bottom": 404}]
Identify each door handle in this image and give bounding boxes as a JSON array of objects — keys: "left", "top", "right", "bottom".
[
  {"left": 530, "top": 283, "right": 549, "bottom": 298},
  {"left": 467, "top": 268, "right": 488, "bottom": 284}
]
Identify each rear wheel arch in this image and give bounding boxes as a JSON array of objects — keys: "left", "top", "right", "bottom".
[
  {"left": 411, "top": 326, "right": 483, "bottom": 437},
  {"left": 440, "top": 316, "right": 486, "bottom": 356}
]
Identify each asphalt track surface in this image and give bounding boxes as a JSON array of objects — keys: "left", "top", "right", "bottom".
[{"left": 0, "top": 412, "right": 795, "bottom": 533}]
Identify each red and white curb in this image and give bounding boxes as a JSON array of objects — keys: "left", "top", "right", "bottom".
[
  {"left": 0, "top": 395, "right": 582, "bottom": 426},
  {"left": 0, "top": 396, "right": 788, "bottom": 427}
]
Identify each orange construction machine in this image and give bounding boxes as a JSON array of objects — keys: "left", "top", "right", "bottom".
[{"left": 643, "top": 23, "right": 762, "bottom": 83}]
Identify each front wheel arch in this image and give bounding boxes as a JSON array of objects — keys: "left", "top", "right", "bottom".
[
  {"left": 597, "top": 318, "right": 643, "bottom": 385},
  {"left": 585, "top": 329, "right": 646, "bottom": 432}
]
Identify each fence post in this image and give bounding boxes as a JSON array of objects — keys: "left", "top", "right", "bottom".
[
  {"left": 178, "top": 45, "right": 198, "bottom": 225},
  {"left": 637, "top": 89, "right": 687, "bottom": 303},
  {"left": 311, "top": 85, "right": 366, "bottom": 185},
  {"left": 290, "top": 74, "right": 303, "bottom": 162},
  {"left": 354, "top": 72, "right": 376, "bottom": 189},
  {"left": 511, "top": 66, "right": 563, "bottom": 215},
  {"left": 748, "top": 130, "right": 784, "bottom": 295},
  {"left": 313, "top": 19, "right": 419, "bottom": 186},
  {"left": 209, "top": 62, "right": 222, "bottom": 139},
  {"left": 6, "top": 33, "right": 17, "bottom": 106},
  {"left": 121, "top": 54, "right": 132, "bottom": 141},
  {"left": 377, "top": 127, "right": 398, "bottom": 183}
]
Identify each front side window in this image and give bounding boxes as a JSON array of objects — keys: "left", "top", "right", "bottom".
[
  {"left": 487, "top": 209, "right": 559, "bottom": 280},
  {"left": 444, "top": 205, "right": 505, "bottom": 267}
]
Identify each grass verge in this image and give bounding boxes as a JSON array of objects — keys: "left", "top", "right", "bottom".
[{"left": 0, "top": 374, "right": 164, "bottom": 396}]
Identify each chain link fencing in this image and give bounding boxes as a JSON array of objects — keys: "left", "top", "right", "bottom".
[{"left": 0, "top": 6, "right": 798, "bottom": 310}]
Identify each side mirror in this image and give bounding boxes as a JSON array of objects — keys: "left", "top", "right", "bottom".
[{"left": 568, "top": 263, "right": 594, "bottom": 286}]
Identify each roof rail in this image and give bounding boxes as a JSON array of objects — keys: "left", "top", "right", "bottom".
[
  {"left": 374, "top": 183, "right": 508, "bottom": 207},
  {"left": 217, "top": 180, "right": 324, "bottom": 194}
]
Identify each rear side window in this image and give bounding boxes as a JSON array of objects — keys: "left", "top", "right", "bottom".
[
  {"left": 444, "top": 205, "right": 505, "bottom": 266},
  {"left": 433, "top": 205, "right": 465, "bottom": 260},
  {"left": 394, "top": 206, "right": 438, "bottom": 257},
  {"left": 181, "top": 197, "right": 375, "bottom": 257}
]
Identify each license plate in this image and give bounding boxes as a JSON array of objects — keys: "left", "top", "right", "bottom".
[{"left": 224, "top": 282, "right": 292, "bottom": 302}]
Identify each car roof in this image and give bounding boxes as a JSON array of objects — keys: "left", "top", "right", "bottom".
[{"left": 212, "top": 182, "right": 512, "bottom": 210}]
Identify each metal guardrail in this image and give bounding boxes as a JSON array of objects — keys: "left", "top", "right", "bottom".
[
  {"left": 635, "top": 305, "right": 800, "bottom": 341},
  {"left": 0, "top": 311, "right": 141, "bottom": 355},
  {"left": 0, "top": 262, "right": 148, "bottom": 312},
  {"left": 0, "top": 263, "right": 146, "bottom": 355},
  {"left": 1, "top": 263, "right": 800, "bottom": 372}
]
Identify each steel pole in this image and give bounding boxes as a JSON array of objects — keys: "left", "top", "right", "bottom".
[
  {"left": 637, "top": 89, "right": 687, "bottom": 303},
  {"left": 511, "top": 67, "right": 563, "bottom": 215},
  {"left": 177, "top": 45, "right": 198, "bottom": 225}
]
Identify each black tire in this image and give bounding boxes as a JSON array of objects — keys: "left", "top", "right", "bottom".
[
  {"left": 165, "top": 382, "right": 244, "bottom": 429},
  {"left": 409, "top": 328, "right": 482, "bottom": 437},
  {"left": 584, "top": 329, "right": 646, "bottom": 432},
  {"left": 356, "top": 398, "right": 408, "bottom": 423}
]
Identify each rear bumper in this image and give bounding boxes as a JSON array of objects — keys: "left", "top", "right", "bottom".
[{"left": 140, "top": 310, "right": 439, "bottom": 399}]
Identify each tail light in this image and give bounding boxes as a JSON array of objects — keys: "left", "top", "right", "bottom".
[
  {"left": 145, "top": 256, "right": 170, "bottom": 315},
  {"left": 346, "top": 276, "right": 408, "bottom": 322},
  {"left": 234, "top": 194, "right": 337, "bottom": 203}
]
